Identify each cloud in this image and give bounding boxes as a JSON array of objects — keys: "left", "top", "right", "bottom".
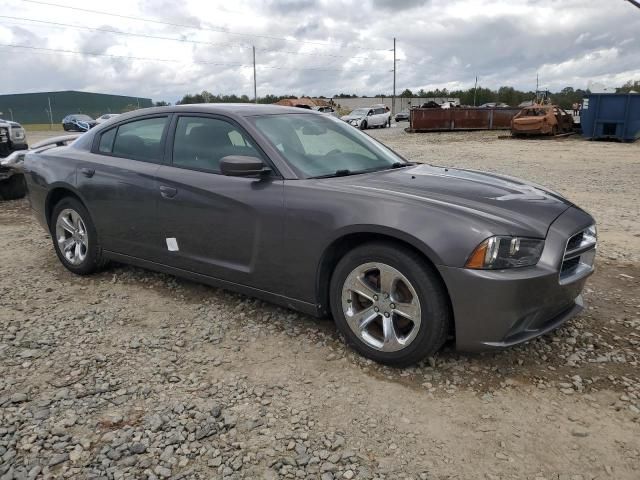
[
  {"left": 372, "top": 0, "right": 429, "bottom": 10},
  {"left": 0, "top": 0, "right": 638, "bottom": 101}
]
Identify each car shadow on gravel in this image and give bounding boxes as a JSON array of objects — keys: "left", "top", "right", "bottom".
[{"left": 96, "top": 258, "right": 639, "bottom": 399}]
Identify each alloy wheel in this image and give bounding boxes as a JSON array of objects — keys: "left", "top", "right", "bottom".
[
  {"left": 55, "top": 208, "right": 88, "bottom": 265},
  {"left": 341, "top": 262, "right": 421, "bottom": 352}
]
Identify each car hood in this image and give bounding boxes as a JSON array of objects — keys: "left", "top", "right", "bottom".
[
  {"left": 327, "top": 164, "right": 572, "bottom": 237},
  {"left": 341, "top": 115, "right": 364, "bottom": 121}
]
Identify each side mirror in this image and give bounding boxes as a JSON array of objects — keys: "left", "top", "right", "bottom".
[
  {"left": 220, "top": 156, "right": 270, "bottom": 177},
  {"left": 367, "top": 111, "right": 373, "bottom": 116}
]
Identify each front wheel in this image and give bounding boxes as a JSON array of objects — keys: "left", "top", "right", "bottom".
[
  {"left": 330, "top": 242, "right": 451, "bottom": 367},
  {"left": 51, "top": 197, "right": 105, "bottom": 275},
  {"left": 359, "top": 121, "right": 367, "bottom": 130}
]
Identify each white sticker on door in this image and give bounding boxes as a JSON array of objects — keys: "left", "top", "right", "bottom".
[{"left": 166, "top": 238, "right": 179, "bottom": 251}]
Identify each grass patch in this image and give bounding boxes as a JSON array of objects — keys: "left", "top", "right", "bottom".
[{"left": 22, "top": 124, "right": 63, "bottom": 132}]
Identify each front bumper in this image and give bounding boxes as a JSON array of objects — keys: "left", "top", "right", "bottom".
[
  {"left": 511, "top": 123, "right": 553, "bottom": 135},
  {"left": 343, "top": 118, "right": 363, "bottom": 127},
  {"left": 439, "top": 206, "right": 595, "bottom": 352}
]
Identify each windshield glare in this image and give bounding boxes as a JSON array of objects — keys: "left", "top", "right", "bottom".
[
  {"left": 350, "top": 109, "right": 369, "bottom": 116},
  {"left": 73, "top": 115, "right": 93, "bottom": 121},
  {"left": 252, "top": 113, "right": 406, "bottom": 178}
]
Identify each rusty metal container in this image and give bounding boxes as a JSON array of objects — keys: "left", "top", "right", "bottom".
[{"left": 408, "top": 107, "right": 520, "bottom": 132}]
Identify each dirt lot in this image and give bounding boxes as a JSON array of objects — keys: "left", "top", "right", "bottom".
[{"left": 1, "top": 129, "right": 639, "bottom": 479}]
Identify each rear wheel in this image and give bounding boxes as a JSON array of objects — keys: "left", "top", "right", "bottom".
[
  {"left": 51, "top": 197, "right": 105, "bottom": 275},
  {"left": 330, "top": 242, "right": 451, "bottom": 367}
]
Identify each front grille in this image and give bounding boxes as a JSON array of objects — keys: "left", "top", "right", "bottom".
[
  {"left": 566, "top": 231, "right": 583, "bottom": 252},
  {"left": 559, "top": 225, "right": 597, "bottom": 285}
]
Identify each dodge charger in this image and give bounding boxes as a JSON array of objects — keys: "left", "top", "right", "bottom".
[{"left": 23, "top": 104, "right": 597, "bottom": 366}]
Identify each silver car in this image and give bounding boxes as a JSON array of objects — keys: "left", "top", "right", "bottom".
[{"left": 340, "top": 106, "right": 391, "bottom": 130}]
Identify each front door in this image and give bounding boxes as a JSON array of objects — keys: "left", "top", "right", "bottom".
[{"left": 154, "top": 114, "right": 285, "bottom": 291}]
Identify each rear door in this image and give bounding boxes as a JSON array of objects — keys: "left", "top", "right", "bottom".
[
  {"left": 77, "top": 115, "right": 170, "bottom": 261},
  {"left": 373, "top": 108, "right": 386, "bottom": 126},
  {"left": 154, "top": 114, "right": 285, "bottom": 290}
]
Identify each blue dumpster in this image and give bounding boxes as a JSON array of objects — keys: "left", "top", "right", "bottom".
[{"left": 581, "top": 93, "right": 640, "bottom": 142}]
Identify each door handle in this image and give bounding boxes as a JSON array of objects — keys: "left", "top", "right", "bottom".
[
  {"left": 160, "top": 185, "right": 177, "bottom": 199},
  {"left": 80, "top": 167, "right": 95, "bottom": 178}
]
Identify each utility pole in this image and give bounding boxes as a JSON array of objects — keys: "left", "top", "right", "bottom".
[
  {"left": 392, "top": 37, "right": 396, "bottom": 115},
  {"left": 47, "top": 97, "right": 53, "bottom": 129},
  {"left": 473, "top": 76, "right": 478, "bottom": 107},
  {"left": 253, "top": 46, "right": 257, "bottom": 104}
]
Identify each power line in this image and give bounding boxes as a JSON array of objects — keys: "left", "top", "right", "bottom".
[
  {"left": 20, "top": 0, "right": 389, "bottom": 52},
  {"left": 625, "top": 0, "right": 640, "bottom": 9},
  {"left": 0, "top": 15, "right": 245, "bottom": 50},
  {"left": 0, "top": 15, "right": 380, "bottom": 60},
  {"left": 0, "top": 43, "right": 380, "bottom": 72}
]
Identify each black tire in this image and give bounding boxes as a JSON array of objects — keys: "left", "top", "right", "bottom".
[
  {"left": 360, "top": 121, "right": 367, "bottom": 130},
  {"left": 50, "top": 197, "right": 105, "bottom": 275},
  {"left": 0, "top": 174, "right": 27, "bottom": 200},
  {"left": 330, "top": 242, "right": 451, "bottom": 367}
]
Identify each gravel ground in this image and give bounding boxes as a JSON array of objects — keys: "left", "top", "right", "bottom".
[{"left": 1, "top": 129, "right": 639, "bottom": 479}]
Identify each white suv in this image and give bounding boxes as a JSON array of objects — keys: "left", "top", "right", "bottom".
[
  {"left": 340, "top": 105, "right": 391, "bottom": 130},
  {"left": 0, "top": 118, "right": 28, "bottom": 157}
]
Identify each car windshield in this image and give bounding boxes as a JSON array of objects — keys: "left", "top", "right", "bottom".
[
  {"left": 251, "top": 113, "right": 407, "bottom": 178},
  {"left": 73, "top": 115, "right": 93, "bottom": 121},
  {"left": 350, "top": 109, "right": 369, "bottom": 116}
]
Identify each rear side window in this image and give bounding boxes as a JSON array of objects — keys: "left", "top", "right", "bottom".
[
  {"left": 375, "top": 108, "right": 386, "bottom": 115},
  {"left": 101, "top": 117, "right": 168, "bottom": 162},
  {"left": 98, "top": 127, "right": 116, "bottom": 153},
  {"left": 172, "top": 116, "right": 263, "bottom": 173}
]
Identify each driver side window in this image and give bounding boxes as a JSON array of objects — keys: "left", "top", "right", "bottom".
[{"left": 172, "top": 116, "right": 263, "bottom": 174}]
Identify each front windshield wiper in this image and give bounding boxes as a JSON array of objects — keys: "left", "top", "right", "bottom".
[
  {"left": 312, "top": 169, "right": 354, "bottom": 179},
  {"left": 311, "top": 162, "right": 417, "bottom": 179},
  {"left": 390, "top": 161, "right": 416, "bottom": 168}
]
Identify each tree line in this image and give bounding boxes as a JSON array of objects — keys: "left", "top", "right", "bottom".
[{"left": 162, "top": 80, "right": 639, "bottom": 110}]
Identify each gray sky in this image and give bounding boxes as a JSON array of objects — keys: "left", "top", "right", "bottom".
[{"left": 1, "top": 0, "right": 639, "bottom": 102}]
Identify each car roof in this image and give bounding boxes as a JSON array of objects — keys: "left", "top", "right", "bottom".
[{"left": 114, "top": 103, "right": 321, "bottom": 120}]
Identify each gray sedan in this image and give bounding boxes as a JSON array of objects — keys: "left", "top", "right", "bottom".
[{"left": 23, "top": 104, "right": 596, "bottom": 366}]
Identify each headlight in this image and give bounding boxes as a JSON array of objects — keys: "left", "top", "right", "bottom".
[
  {"left": 465, "top": 236, "right": 544, "bottom": 269},
  {"left": 11, "top": 128, "right": 25, "bottom": 140}
]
